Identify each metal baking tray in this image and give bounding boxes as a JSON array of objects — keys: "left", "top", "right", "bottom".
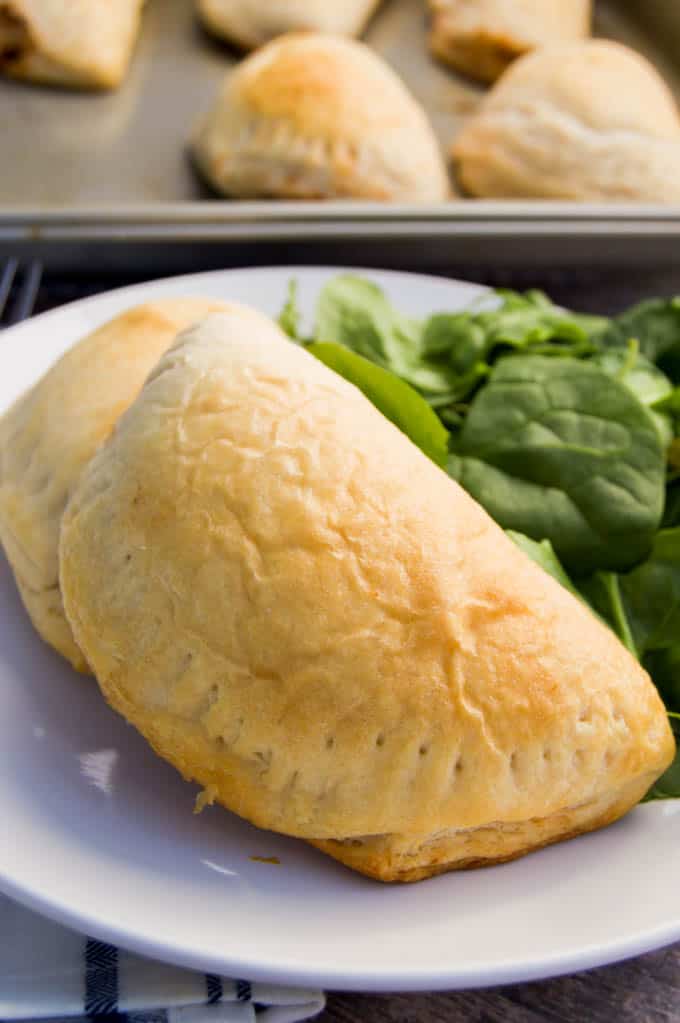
[{"left": 2, "top": 0, "right": 680, "bottom": 270}]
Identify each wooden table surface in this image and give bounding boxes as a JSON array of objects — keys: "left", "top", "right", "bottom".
[
  {"left": 317, "top": 945, "right": 680, "bottom": 1022},
  {"left": 315, "top": 264, "right": 680, "bottom": 1023}
]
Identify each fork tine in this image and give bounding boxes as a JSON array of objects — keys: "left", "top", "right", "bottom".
[
  {"left": 7, "top": 261, "right": 43, "bottom": 326},
  {"left": 0, "top": 259, "right": 19, "bottom": 324}
]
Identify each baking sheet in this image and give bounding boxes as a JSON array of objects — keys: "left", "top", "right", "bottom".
[{"left": 2, "top": 0, "right": 680, "bottom": 266}]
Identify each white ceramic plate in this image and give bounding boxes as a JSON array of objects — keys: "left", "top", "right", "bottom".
[{"left": 0, "top": 267, "right": 678, "bottom": 992}]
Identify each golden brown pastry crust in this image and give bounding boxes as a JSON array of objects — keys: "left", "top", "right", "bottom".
[
  {"left": 0, "top": 298, "right": 229, "bottom": 671},
  {"left": 59, "top": 311, "right": 674, "bottom": 880},
  {"left": 192, "top": 33, "right": 450, "bottom": 201},
  {"left": 453, "top": 40, "right": 680, "bottom": 200},
  {"left": 0, "top": 0, "right": 145, "bottom": 90},
  {"left": 197, "top": 0, "right": 383, "bottom": 50},
  {"left": 428, "top": 0, "right": 590, "bottom": 83},
  {"left": 314, "top": 773, "right": 656, "bottom": 881}
]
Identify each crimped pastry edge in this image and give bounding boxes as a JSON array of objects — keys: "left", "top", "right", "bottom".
[
  {"left": 312, "top": 770, "right": 657, "bottom": 882},
  {"left": 191, "top": 33, "right": 450, "bottom": 201},
  {"left": 429, "top": 21, "right": 525, "bottom": 84}
]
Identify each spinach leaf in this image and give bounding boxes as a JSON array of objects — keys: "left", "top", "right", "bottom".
[
  {"left": 448, "top": 356, "right": 666, "bottom": 574},
  {"left": 617, "top": 529, "right": 680, "bottom": 656},
  {"left": 421, "top": 314, "right": 488, "bottom": 367},
  {"left": 314, "top": 275, "right": 462, "bottom": 403},
  {"left": 592, "top": 343, "right": 674, "bottom": 448},
  {"left": 670, "top": 440, "right": 680, "bottom": 475},
  {"left": 575, "top": 547, "right": 680, "bottom": 804},
  {"left": 422, "top": 290, "right": 607, "bottom": 370},
  {"left": 420, "top": 313, "right": 493, "bottom": 411},
  {"left": 663, "top": 482, "right": 680, "bottom": 528},
  {"left": 314, "top": 280, "right": 612, "bottom": 413},
  {"left": 482, "top": 290, "right": 609, "bottom": 350},
  {"left": 592, "top": 344, "right": 673, "bottom": 408},
  {"left": 581, "top": 529, "right": 680, "bottom": 658},
  {"left": 307, "top": 342, "right": 450, "bottom": 468},
  {"left": 603, "top": 297, "right": 680, "bottom": 381},
  {"left": 579, "top": 572, "right": 638, "bottom": 656},
  {"left": 315, "top": 275, "right": 419, "bottom": 370},
  {"left": 278, "top": 280, "right": 303, "bottom": 342},
  {"left": 653, "top": 386, "right": 680, "bottom": 427},
  {"left": 644, "top": 650, "right": 680, "bottom": 714},
  {"left": 644, "top": 714, "right": 680, "bottom": 801}
]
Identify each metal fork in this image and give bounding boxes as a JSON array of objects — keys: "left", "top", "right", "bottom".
[{"left": 0, "top": 259, "right": 43, "bottom": 327}]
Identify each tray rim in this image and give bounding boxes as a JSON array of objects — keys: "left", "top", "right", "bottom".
[
  {"left": 4, "top": 201, "right": 680, "bottom": 223},
  {"left": 4, "top": 202, "right": 680, "bottom": 247}
]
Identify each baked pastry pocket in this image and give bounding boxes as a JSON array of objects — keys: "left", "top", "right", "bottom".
[
  {"left": 453, "top": 40, "right": 680, "bottom": 200},
  {"left": 59, "top": 309, "right": 675, "bottom": 881},
  {"left": 0, "top": 298, "right": 230, "bottom": 671},
  {"left": 0, "top": 0, "right": 146, "bottom": 89},
  {"left": 428, "top": 0, "right": 591, "bottom": 83},
  {"left": 192, "top": 32, "right": 450, "bottom": 201}
]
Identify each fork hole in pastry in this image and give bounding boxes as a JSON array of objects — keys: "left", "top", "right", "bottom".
[
  {"left": 335, "top": 138, "right": 360, "bottom": 169},
  {"left": 543, "top": 748, "right": 552, "bottom": 762},
  {"left": 419, "top": 743, "right": 430, "bottom": 757},
  {"left": 325, "top": 736, "right": 335, "bottom": 750},
  {"left": 455, "top": 755, "right": 464, "bottom": 774},
  {"left": 0, "top": 4, "right": 30, "bottom": 64},
  {"left": 375, "top": 732, "right": 385, "bottom": 748}
]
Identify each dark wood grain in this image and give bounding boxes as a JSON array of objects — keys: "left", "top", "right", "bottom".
[{"left": 318, "top": 944, "right": 680, "bottom": 1023}]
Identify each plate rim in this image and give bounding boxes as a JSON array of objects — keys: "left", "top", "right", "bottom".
[
  {"left": 2, "top": 811, "right": 680, "bottom": 992},
  {"left": 0, "top": 264, "right": 678, "bottom": 992}
]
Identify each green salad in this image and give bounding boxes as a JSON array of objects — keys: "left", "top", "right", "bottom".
[{"left": 279, "top": 275, "right": 680, "bottom": 800}]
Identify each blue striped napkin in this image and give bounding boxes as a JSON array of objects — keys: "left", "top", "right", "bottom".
[{"left": 0, "top": 895, "right": 325, "bottom": 1022}]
